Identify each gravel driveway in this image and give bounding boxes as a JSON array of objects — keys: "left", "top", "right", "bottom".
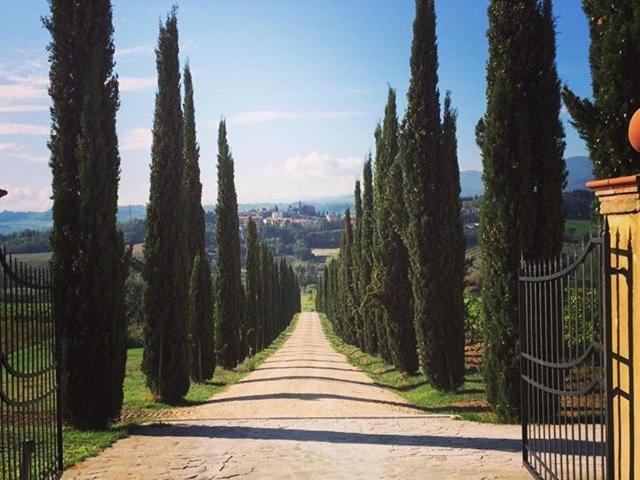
[{"left": 63, "top": 312, "right": 528, "bottom": 479}]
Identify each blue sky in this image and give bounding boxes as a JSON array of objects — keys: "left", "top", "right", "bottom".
[{"left": 0, "top": 0, "right": 591, "bottom": 211}]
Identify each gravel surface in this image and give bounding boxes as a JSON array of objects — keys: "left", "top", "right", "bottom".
[{"left": 63, "top": 312, "right": 528, "bottom": 479}]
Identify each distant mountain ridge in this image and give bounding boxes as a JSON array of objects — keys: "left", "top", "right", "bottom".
[
  {"left": 459, "top": 156, "right": 593, "bottom": 197},
  {"left": 0, "top": 156, "right": 594, "bottom": 234}
]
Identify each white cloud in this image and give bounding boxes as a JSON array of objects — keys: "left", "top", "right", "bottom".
[
  {"left": 0, "top": 84, "right": 48, "bottom": 102},
  {"left": 282, "top": 151, "right": 363, "bottom": 181},
  {"left": 229, "top": 110, "right": 366, "bottom": 126},
  {"left": 0, "top": 104, "right": 48, "bottom": 113},
  {"left": 121, "top": 127, "right": 152, "bottom": 151},
  {"left": 0, "top": 142, "right": 48, "bottom": 163},
  {"left": 0, "top": 123, "right": 48, "bottom": 135},
  {"left": 0, "top": 186, "right": 52, "bottom": 211},
  {"left": 115, "top": 45, "right": 153, "bottom": 60},
  {"left": 119, "top": 77, "right": 155, "bottom": 92}
]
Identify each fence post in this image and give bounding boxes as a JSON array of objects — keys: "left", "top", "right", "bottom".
[{"left": 588, "top": 175, "right": 639, "bottom": 480}]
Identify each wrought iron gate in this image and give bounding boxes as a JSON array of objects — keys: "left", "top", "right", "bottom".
[
  {"left": 519, "top": 227, "right": 612, "bottom": 480},
  {"left": 0, "top": 247, "right": 62, "bottom": 479}
]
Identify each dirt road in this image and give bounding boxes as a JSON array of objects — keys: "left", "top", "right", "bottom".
[{"left": 63, "top": 312, "right": 527, "bottom": 479}]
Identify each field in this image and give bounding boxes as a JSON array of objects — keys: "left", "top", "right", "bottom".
[{"left": 311, "top": 248, "right": 339, "bottom": 258}]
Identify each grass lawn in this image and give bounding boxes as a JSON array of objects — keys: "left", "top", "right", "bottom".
[
  {"left": 301, "top": 290, "right": 316, "bottom": 311},
  {"left": 63, "top": 313, "right": 300, "bottom": 468},
  {"left": 320, "top": 313, "right": 497, "bottom": 423},
  {"left": 565, "top": 219, "right": 595, "bottom": 242}
]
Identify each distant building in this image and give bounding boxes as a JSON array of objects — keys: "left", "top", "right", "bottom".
[
  {"left": 272, "top": 210, "right": 284, "bottom": 220},
  {"left": 325, "top": 213, "right": 338, "bottom": 222}
]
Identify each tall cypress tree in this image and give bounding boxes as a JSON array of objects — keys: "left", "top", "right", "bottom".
[
  {"left": 183, "top": 63, "right": 214, "bottom": 382},
  {"left": 401, "top": 0, "right": 464, "bottom": 390},
  {"left": 142, "top": 8, "right": 190, "bottom": 404},
  {"left": 188, "top": 253, "right": 214, "bottom": 381},
  {"left": 258, "top": 241, "right": 272, "bottom": 350},
  {"left": 438, "top": 92, "right": 466, "bottom": 388},
  {"left": 245, "top": 218, "right": 260, "bottom": 354},
  {"left": 352, "top": 180, "right": 364, "bottom": 348},
  {"left": 360, "top": 156, "right": 376, "bottom": 354},
  {"left": 563, "top": 0, "right": 640, "bottom": 178},
  {"left": 46, "top": 0, "right": 128, "bottom": 428},
  {"left": 371, "top": 88, "right": 418, "bottom": 374},
  {"left": 338, "top": 209, "right": 356, "bottom": 343},
  {"left": 530, "top": 0, "right": 566, "bottom": 259},
  {"left": 477, "top": 0, "right": 564, "bottom": 421},
  {"left": 215, "top": 120, "right": 243, "bottom": 368},
  {"left": 371, "top": 123, "right": 391, "bottom": 362}
]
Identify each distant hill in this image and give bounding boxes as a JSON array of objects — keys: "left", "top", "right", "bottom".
[
  {"left": 564, "top": 156, "right": 593, "bottom": 191},
  {"left": 0, "top": 157, "right": 594, "bottom": 234},
  {"left": 460, "top": 171, "right": 483, "bottom": 198},
  {"left": 458, "top": 156, "right": 593, "bottom": 198}
]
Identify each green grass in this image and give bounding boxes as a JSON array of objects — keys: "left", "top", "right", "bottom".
[
  {"left": 63, "top": 313, "right": 300, "bottom": 468},
  {"left": 320, "top": 313, "right": 497, "bottom": 423},
  {"left": 301, "top": 290, "right": 316, "bottom": 311},
  {"left": 565, "top": 219, "right": 594, "bottom": 242}
]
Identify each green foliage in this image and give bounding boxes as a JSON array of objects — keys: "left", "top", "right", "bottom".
[
  {"left": 401, "top": 1, "right": 465, "bottom": 391},
  {"left": 464, "top": 296, "right": 484, "bottom": 345},
  {"left": 189, "top": 253, "right": 215, "bottom": 381},
  {"left": 563, "top": 0, "right": 640, "bottom": 178},
  {"left": 477, "top": 0, "right": 565, "bottom": 421},
  {"left": 46, "top": 0, "right": 128, "bottom": 429},
  {"left": 215, "top": 120, "right": 243, "bottom": 368},
  {"left": 125, "top": 271, "right": 145, "bottom": 347},
  {"left": 182, "top": 63, "right": 214, "bottom": 383},
  {"left": 360, "top": 157, "right": 377, "bottom": 354},
  {"left": 244, "top": 218, "right": 260, "bottom": 353},
  {"left": 142, "top": 8, "right": 190, "bottom": 404},
  {"left": 372, "top": 89, "right": 418, "bottom": 374}
]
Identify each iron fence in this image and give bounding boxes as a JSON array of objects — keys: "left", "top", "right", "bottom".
[
  {"left": 0, "top": 247, "right": 62, "bottom": 479},
  {"left": 519, "top": 226, "right": 612, "bottom": 479}
]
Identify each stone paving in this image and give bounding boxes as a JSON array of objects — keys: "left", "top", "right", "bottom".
[{"left": 63, "top": 312, "right": 528, "bottom": 479}]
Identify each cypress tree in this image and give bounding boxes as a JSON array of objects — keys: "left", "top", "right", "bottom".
[
  {"left": 530, "top": 0, "right": 566, "bottom": 259},
  {"left": 183, "top": 62, "right": 214, "bottom": 382},
  {"left": 245, "top": 218, "right": 260, "bottom": 354},
  {"left": 360, "top": 156, "right": 377, "bottom": 354},
  {"left": 258, "top": 241, "right": 272, "bottom": 350},
  {"left": 352, "top": 180, "right": 364, "bottom": 348},
  {"left": 142, "top": 8, "right": 190, "bottom": 404},
  {"left": 215, "top": 120, "right": 242, "bottom": 368},
  {"left": 371, "top": 123, "right": 391, "bottom": 362},
  {"left": 46, "top": 0, "right": 128, "bottom": 428},
  {"left": 188, "top": 253, "right": 215, "bottom": 381},
  {"left": 477, "top": 0, "right": 565, "bottom": 421},
  {"left": 563, "top": 0, "right": 640, "bottom": 178},
  {"left": 401, "top": 0, "right": 464, "bottom": 390},
  {"left": 371, "top": 88, "right": 418, "bottom": 374},
  {"left": 338, "top": 209, "right": 356, "bottom": 343}
]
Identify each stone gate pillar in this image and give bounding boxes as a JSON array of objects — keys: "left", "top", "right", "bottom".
[{"left": 588, "top": 175, "right": 638, "bottom": 480}]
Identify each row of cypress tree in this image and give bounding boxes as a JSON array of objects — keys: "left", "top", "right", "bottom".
[
  {"left": 48, "top": 4, "right": 300, "bottom": 427},
  {"left": 317, "top": 0, "right": 466, "bottom": 392},
  {"left": 143, "top": 9, "right": 300, "bottom": 404}
]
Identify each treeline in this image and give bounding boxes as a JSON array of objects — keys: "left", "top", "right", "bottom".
[
  {"left": 47, "top": 3, "right": 299, "bottom": 428},
  {"left": 318, "top": 1, "right": 466, "bottom": 391}
]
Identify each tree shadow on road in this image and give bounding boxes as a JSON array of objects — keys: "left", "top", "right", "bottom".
[{"left": 131, "top": 423, "right": 523, "bottom": 453}]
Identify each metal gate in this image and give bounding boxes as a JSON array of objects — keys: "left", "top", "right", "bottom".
[
  {"left": 0, "top": 247, "right": 62, "bottom": 479},
  {"left": 519, "top": 227, "right": 612, "bottom": 479}
]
